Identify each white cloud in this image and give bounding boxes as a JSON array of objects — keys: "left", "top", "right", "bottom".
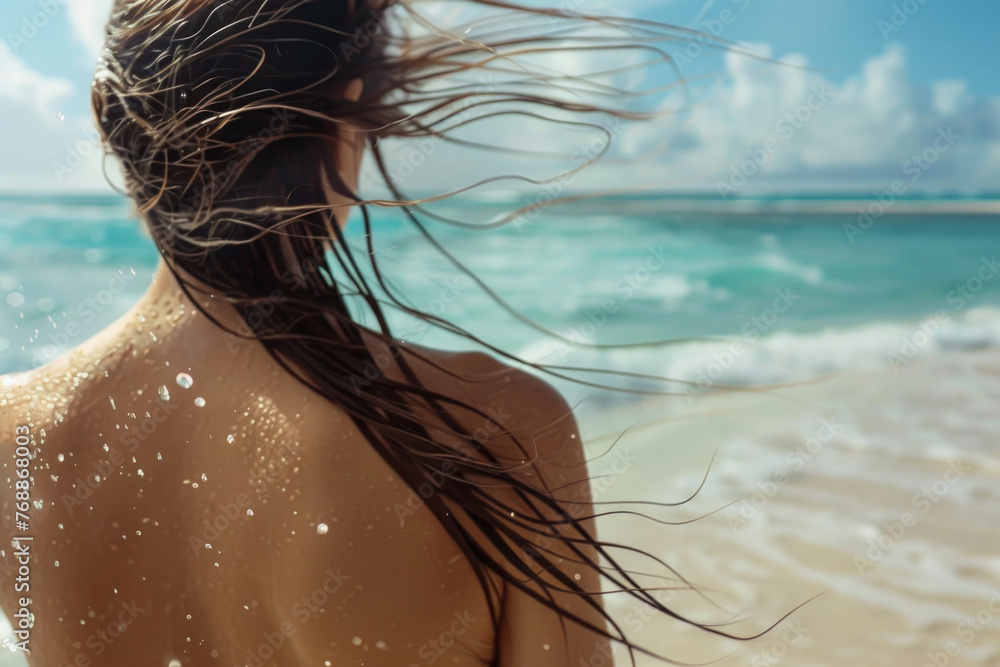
[
  {"left": 65, "top": 0, "right": 114, "bottom": 62},
  {"left": 0, "top": 40, "right": 72, "bottom": 115},
  {"left": 3, "top": 12, "right": 998, "bottom": 196},
  {"left": 363, "top": 40, "right": 1000, "bottom": 199},
  {"left": 0, "top": 42, "right": 108, "bottom": 192},
  {"left": 602, "top": 42, "right": 1000, "bottom": 193}
]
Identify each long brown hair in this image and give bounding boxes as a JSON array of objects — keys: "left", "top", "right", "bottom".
[{"left": 92, "top": 0, "right": 781, "bottom": 663}]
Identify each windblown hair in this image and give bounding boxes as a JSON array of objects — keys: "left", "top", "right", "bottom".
[{"left": 92, "top": 0, "right": 773, "bottom": 663}]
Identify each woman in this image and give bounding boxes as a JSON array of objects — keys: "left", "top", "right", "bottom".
[{"left": 0, "top": 0, "right": 752, "bottom": 664}]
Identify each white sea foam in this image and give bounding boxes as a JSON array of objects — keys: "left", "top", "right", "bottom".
[{"left": 518, "top": 306, "right": 1000, "bottom": 396}]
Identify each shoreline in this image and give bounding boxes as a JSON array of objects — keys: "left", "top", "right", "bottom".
[{"left": 575, "top": 346, "right": 1000, "bottom": 666}]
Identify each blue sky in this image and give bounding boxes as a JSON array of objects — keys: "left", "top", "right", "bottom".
[
  {"left": 0, "top": 0, "right": 997, "bottom": 194},
  {"left": 665, "top": 1, "right": 1000, "bottom": 97}
]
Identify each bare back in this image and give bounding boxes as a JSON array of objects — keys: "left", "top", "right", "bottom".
[{"left": 0, "top": 286, "right": 600, "bottom": 666}]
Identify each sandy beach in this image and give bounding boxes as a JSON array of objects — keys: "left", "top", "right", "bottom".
[{"left": 573, "top": 346, "right": 1000, "bottom": 666}]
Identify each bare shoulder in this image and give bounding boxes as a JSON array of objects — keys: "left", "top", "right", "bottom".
[
  {"left": 400, "top": 345, "right": 585, "bottom": 476},
  {"left": 0, "top": 355, "right": 93, "bottom": 426},
  {"left": 406, "top": 349, "right": 610, "bottom": 665},
  {"left": 0, "top": 371, "right": 37, "bottom": 435},
  {"left": 0, "top": 347, "right": 121, "bottom": 458}
]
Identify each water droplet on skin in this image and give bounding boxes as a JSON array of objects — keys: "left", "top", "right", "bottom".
[
  {"left": 109, "top": 397, "right": 116, "bottom": 410},
  {"left": 194, "top": 397, "right": 206, "bottom": 408},
  {"left": 57, "top": 454, "right": 64, "bottom": 462},
  {"left": 316, "top": 523, "right": 329, "bottom": 535},
  {"left": 246, "top": 509, "right": 254, "bottom": 516},
  {"left": 376, "top": 640, "right": 388, "bottom": 650},
  {"left": 168, "top": 660, "right": 182, "bottom": 667},
  {"left": 227, "top": 434, "right": 235, "bottom": 444},
  {"left": 158, "top": 385, "right": 170, "bottom": 401},
  {"left": 175, "top": 373, "right": 193, "bottom": 389},
  {"left": 352, "top": 637, "right": 362, "bottom": 646},
  {"left": 543, "top": 643, "right": 550, "bottom": 650},
  {"left": 574, "top": 573, "right": 581, "bottom": 580},
  {"left": 211, "top": 650, "right": 218, "bottom": 658}
]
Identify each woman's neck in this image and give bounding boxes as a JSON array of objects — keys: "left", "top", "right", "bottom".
[
  {"left": 89, "top": 257, "right": 255, "bottom": 363},
  {"left": 140, "top": 258, "right": 246, "bottom": 329}
]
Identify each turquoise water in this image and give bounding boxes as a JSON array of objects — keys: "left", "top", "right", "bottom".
[{"left": 2, "top": 194, "right": 999, "bottom": 394}]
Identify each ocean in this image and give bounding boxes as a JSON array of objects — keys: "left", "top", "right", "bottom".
[
  {"left": 1, "top": 193, "right": 999, "bottom": 665},
  {"left": 3, "top": 192, "right": 1000, "bottom": 397}
]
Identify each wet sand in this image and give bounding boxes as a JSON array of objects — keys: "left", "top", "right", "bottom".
[{"left": 577, "top": 347, "right": 1000, "bottom": 666}]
